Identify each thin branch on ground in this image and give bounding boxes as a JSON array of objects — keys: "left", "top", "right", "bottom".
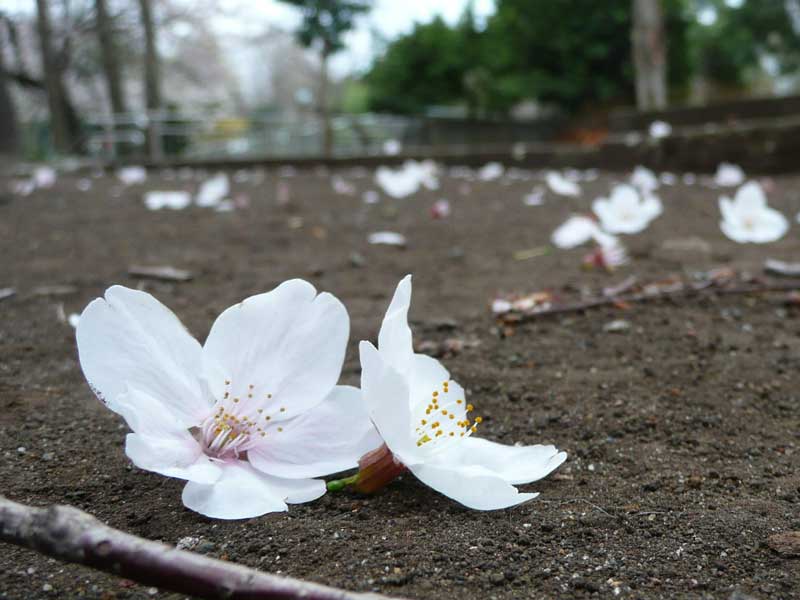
[
  {"left": 500, "top": 279, "right": 800, "bottom": 323},
  {"left": 0, "top": 495, "right": 400, "bottom": 600}
]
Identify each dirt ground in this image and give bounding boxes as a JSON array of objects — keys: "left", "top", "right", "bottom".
[{"left": 1, "top": 165, "right": 799, "bottom": 600}]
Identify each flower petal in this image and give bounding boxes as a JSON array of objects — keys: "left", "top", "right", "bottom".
[
  {"left": 181, "top": 461, "right": 325, "bottom": 519},
  {"left": 437, "top": 437, "right": 567, "bottom": 485},
  {"left": 76, "top": 286, "right": 208, "bottom": 426},
  {"left": 377, "top": 275, "right": 414, "bottom": 376},
  {"left": 115, "top": 388, "right": 221, "bottom": 484},
  {"left": 409, "top": 463, "right": 537, "bottom": 510},
  {"left": 202, "top": 279, "right": 348, "bottom": 421},
  {"left": 359, "top": 341, "right": 418, "bottom": 464},
  {"left": 248, "top": 385, "right": 382, "bottom": 479},
  {"left": 126, "top": 433, "right": 221, "bottom": 484}
]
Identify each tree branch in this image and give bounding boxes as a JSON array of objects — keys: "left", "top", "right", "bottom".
[
  {"left": 0, "top": 495, "right": 400, "bottom": 600},
  {"left": 499, "top": 279, "right": 800, "bottom": 324}
]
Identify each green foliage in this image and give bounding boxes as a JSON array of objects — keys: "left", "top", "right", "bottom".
[
  {"left": 277, "top": 0, "right": 370, "bottom": 55},
  {"left": 365, "top": 0, "right": 692, "bottom": 116},
  {"left": 689, "top": 0, "right": 800, "bottom": 87},
  {"left": 366, "top": 16, "right": 474, "bottom": 114}
]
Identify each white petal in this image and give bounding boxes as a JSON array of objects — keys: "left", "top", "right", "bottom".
[
  {"left": 248, "top": 385, "right": 382, "bottom": 478},
  {"left": 126, "top": 433, "right": 221, "bottom": 484},
  {"left": 409, "top": 463, "right": 537, "bottom": 510},
  {"left": 359, "top": 341, "right": 418, "bottom": 463},
  {"left": 377, "top": 275, "right": 414, "bottom": 376},
  {"left": 202, "top": 279, "right": 348, "bottom": 421},
  {"left": 438, "top": 437, "right": 567, "bottom": 485},
  {"left": 76, "top": 286, "right": 208, "bottom": 426},
  {"left": 720, "top": 220, "right": 752, "bottom": 243},
  {"left": 408, "top": 354, "right": 451, "bottom": 410},
  {"left": 181, "top": 461, "right": 325, "bottom": 519},
  {"left": 735, "top": 181, "right": 766, "bottom": 211}
]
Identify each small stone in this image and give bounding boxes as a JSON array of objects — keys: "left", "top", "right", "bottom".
[
  {"left": 16, "top": 447, "right": 26, "bottom": 454},
  {"left": 349, "top": 252, "right": 366, "bottom": 268},
  {"left": 42, "top": 584, "right": 53, "bottom": 592},
  {"left": 767, "top": 531, "right": 800, "bottom": 557},
  {"left": 176, "top": 536, "right": 201, "bottom": 550},
  {"left": 196, "top": 541, "right": 216, "bottom": 554},
  {"left": 42, "top": 452, "right": 55, "bottom": 461}
]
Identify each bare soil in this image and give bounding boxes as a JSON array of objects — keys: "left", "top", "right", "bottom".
[{"left": 1, "top": 166, "right": 799, "bottom": 599}]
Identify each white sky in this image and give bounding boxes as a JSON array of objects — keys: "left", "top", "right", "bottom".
[
  {"left": 212, "top": 0, "right": 496, "bottom": 75},
  {"left": 0, "top": 0, "right": 496, "bottom": 76}
]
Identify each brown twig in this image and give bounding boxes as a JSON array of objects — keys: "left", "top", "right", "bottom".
[
  {"left": 0, "top": 495, "right": 400, "bottom": 600},
  {"left": 501, "top": 279, "right": 800, "bottom": 323}
]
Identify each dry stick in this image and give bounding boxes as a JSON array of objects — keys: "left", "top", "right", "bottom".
[
  {"left": 504, "top": 280, "right": 800, "bottom": 323},
  {"left": 0, "top": 496, "right": 399, "bottom": 600}
]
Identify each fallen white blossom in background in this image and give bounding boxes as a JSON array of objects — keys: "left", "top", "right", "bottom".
[
  {"left": 546, "top": 171, "right": 581, "bottom": 197},
  {"left": 75, "top": 282, "right": 379, "bottom": 519},
  {"left": 719, "top": 181, "right": 788, "bottom": 243},
  {"left": 630, "top": 166, "right": 659, "bottom": 194},
  {"left": 10, "top": 179, "right": 35, "bottom": 196},
  {"left": 117, "top": 167, "right": 147, "bottom": 186},
  {"left": 375, "top": 160, "right": 438, "bottom": 198},
  {"left": 342, "top": 276, "right": 566, "bottom": 510},
  {"left": 362, "top": 190, "right": 380, "bottom": 204},
  {"left": 430, "top": 199, "right": 451, "bottom": 219},
  {"left": 551, "top": 215, "right": 617, "bottom": 249},
  {"left": 583, "top": 241, "right": 629, "bottom": 271},
  {"left": 649, "top": 120, "right": 672, "bottom": 139},
  {"left": 144, "top": 191, "right": 192, "bottom": 211},
  {"left": 195, "top": 173, "right": 230, "bottom": 208},
  {"left": 523, "top": 187, "right": 545, "bottom": 206},
  {"left": 375, "top": 166, "right": 419, "bottom": 198},
  {"left": 33, "top": 166, "right": 57, "bottom": 189},
  {"left": 478, "top": 162, "right": 504, "bottom": 181},
  {"left": 368, "top": 231, "right": 407, "bottom": 246},
  {"left": 592, "top": 183, "right": 662, "bottom": 234},
  {"left": 77, "top": 178, "right": 92, "bottom": 192},
  {"left": 714, "top": 162, "right": 745, "bottom": 187},
  {"left": 383, "top": 139, "right": 402, "bottom": 155},
  {"left": 659, "top": 172, "right": 677, "bottom": 186},
  {"left": 331, "top": 175, "right": 356, "bottom": 196}
]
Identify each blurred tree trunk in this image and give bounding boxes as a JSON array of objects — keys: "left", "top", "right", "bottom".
[
  {"left": 138, "top": 0, "right": 162, "bottom": 159},
  {"left": 319, "top": 43, "right": 332, "bottom": 158},
  {"left": 631, "top": 0, "right": 667, "bottom": 110},
  {"left": 95, "top": 0, "right": 126, "bottom": 116},
  {"left": 0, "top": 36, "right": 19, "bottom": 156},
  {"left": 35, "top": 0, "right": 72, "bottom": 153}
]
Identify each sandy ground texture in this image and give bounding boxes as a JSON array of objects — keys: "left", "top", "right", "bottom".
[{"left": 1, "top": 165, "right": 799, "bottom": 600}]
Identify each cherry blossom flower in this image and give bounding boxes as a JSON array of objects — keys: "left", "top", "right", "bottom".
[
  {"left": 118, "top": 167, "right": 147, "bottom": 186},
  {"left": 551, "top": 215, "right": 618, "bottom": 249},
  {"left": 630, "top": 166, "right": 659, "bottom": 194},
  {"left": 592, "top": 184, "right": 662, "bottom": 234},
  {"left": 33, "top": 166, "right": 56, "bottom": 189},
  {"left": 648, "top": 120, "right": 672, "bottom": 139},
  {"left": 76, "top": 281, "right": 379, "bottom": 519},
  {"left": 368, "top": 231, "right": 407, "bottom": 246},
  {"left": 582, "top": 242, "right": 629, "bottom": 272},
  {"left": 478, "top": 162, "right": 504, "bottom": 181},
  {"left": 719, "top": 181, "right": 788, "bottom": 243},
  {"left": 430, "top": 199, "right": 451, "bottom": 219},
  {"left": 714, "top": 163, "right": 745, "bottom": 187},
  {"left": 196, "top": 173, "right": 230, "bottom": 207},
  {"left": 330, "top": 276, "right": 566, "bottom": 510},
  {"left": 546, "top": 171, "right": 581, "bottom": 197},
  {"left": 383, "top": 139, "right": 402, "bottom": 155},
  {"left": 144, "top": 191, "right": 192, "bottom": 211}
]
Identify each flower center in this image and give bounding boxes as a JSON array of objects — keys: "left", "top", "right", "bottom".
[
  {"left": 742, "top": 215, "right": 755, "bottom": 230},
  {"left": 198, "top": 380, "right": 287, "bottom": 460},
  {"left": 413, "top": 379, "right": 482, "bottom": 451}
]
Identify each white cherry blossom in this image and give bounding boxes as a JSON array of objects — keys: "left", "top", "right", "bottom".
[
  {"left": 76, "top": 281, "right": 379, "bottom": 519},
  {"left": 719, "top": 181, "right": 788, "bottom": 243}
]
